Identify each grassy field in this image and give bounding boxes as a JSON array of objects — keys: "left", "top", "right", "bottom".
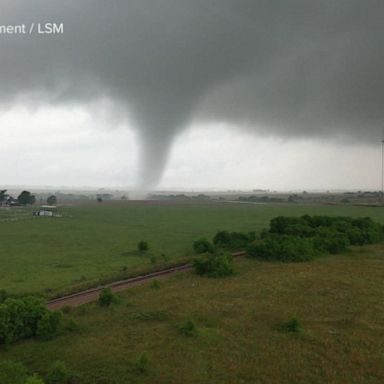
[
  {"left": 1, "top": 243, "right": 384, "bottom": 383},
  {"left": 1, "top": 201, "right": 384, "bottom": 296}
]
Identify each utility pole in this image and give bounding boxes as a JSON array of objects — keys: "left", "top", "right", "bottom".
[{"left": 382, "top": 138, "right": 384, "bottom": 203}]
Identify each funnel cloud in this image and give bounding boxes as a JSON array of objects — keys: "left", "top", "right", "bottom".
[{"left": 1, "top": 1, "right": 383, "bottom": 188}]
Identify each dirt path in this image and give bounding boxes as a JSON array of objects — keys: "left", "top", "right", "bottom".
[{"left": 47, "top": 251, "right": 246, "bottom": 309}]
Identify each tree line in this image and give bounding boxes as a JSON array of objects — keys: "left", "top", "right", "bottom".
[{"left": 0, "top": 190, "right": 57, "bottom": 206}]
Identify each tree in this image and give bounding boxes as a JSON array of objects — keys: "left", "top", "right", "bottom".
[
  {"left": 47, "top": 195, "right": 57, "bottom": 205},
  {"left": 137, "top": 241, "right": 149, "bottom": 252},
  {"left": 0, "top": 190, "right": 7, "bottom": 203},
  {"left": 17, "top": 191, "right": 36, "bottom": 206}
]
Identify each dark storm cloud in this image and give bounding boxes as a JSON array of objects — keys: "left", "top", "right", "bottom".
[{"left": 1, "top": 0, "right": 383, "bottom": 188}]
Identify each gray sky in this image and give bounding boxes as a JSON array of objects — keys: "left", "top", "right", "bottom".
[{"left": 0, "top": 1, "right": 383, "bottom": 191}]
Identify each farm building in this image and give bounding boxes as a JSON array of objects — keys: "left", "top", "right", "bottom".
[{"left": 33, "top": 205, "right": 58, "bottom": 217}]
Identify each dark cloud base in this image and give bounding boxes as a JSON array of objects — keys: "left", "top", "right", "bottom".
[{"left": 1, "top": 0, "right": 383, "bottom": 188}]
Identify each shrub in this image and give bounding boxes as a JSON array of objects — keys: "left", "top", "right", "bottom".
[
  {"left": 0, "top": 296, "right": 60, "bottom": 345},
  {"left": 137, "top": 241, "right": 149, "bottom": 252},
  {"left": 150, "top": 279, "right": 160, "bottom": 289},
  {"left": 212, "top": 231, "right": 232, "bottom": 247},
  {"left": 98, "top": 288, "right": 117, "bottom": 307},
  {"left": 45, "top": 361, "right": 71, "bottom": 384},
  {"left": 269, "top": 216, "right": 305, "bottom": 234},
  {"left": 134, "top": 352, "right": 149, "bottom": 374},
  {"left": 36, "top": 310, "right": 62, "bottom": 340},
  {"left": 0, "top": 360, "right": 27, "bottom": 384},
  {"left": 228, "top": 232, "right": 254, "bottom": 249},
  {"left": 25, "top": 374, "right": 45, "bottom": 384},
  {"left": 350, "top": 217, "right": 384, "bottom": 244},
  {"left": 0, "top": 290, "right": 7, "bottom": 303},
  {"left": 279, "top": 316, "right": 303, "bottom": 333},
  {"left": 312, "top": 229, "right": 349, "bottom": 254},
  {"left": 193, "top": 238, "right": 214, "bottom": 254},
  {"left": 193, "top": 252, "right": 234, "bottom": 277},
  {"left": 64, "top": 318, "right": 79, "bottom": 332},
  {"left": 213, "top": 231, "right": 254, "bottom": 250},
  {"left": 252, "top": 215, "right": 384, "bottom": 263},
  {"left": 179, "top": 318, "right": 198, "bottom": 337},
  {"left": 247, "top": 235, "right": 315, "bottom": 262}
]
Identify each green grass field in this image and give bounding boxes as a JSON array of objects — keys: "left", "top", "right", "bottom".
[
  {"left": 1, "top": 243, "right": 384, "bottom": 383},
  {"left": 1, "top": 201, "right": 384, "bottom": 296}
]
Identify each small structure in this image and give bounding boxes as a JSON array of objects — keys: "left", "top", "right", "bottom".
[{"left": 33, "top": 205, "right": 57, "bottom": 217}]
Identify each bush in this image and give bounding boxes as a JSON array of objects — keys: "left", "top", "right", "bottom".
[
  {"left": 0, "top": 290, "right": 7, "bottom": 303},
  {"left": 260, "top": 215, "right": 384, "bottom": 261},
  {"left": 270, "top": 216, "right": 305, "bottom": 234},
  {"left": 312, "top": 228, "right": 349, "bottom": 254},
  {"left": 98, "top": 288, "right": 117, "bottom": 307},
  {"left": 179, "top": 318, "right": 198, "bottom": 337},
  {"left": 45, "top": 361, "right": 71, "bottom": 384},
  {"left": 137, "top": 241, "right": 149, "bottom": 252},
  {"left": 36, "top": 310, "right": 62, "bottom": 340},
  {"left": 212, "top": 231, "right": 232, "bottom": 247},
  {"left": 213, "top": 231, "right": 254, "bottom": 250},
  {"left": 150, "top": 279, "right": 160, "bottom": 289},
  {"left": 25, "top": 374, "right": 45, "bottom": 384},
  {"left": 228, "top": 232, "right": 254, "bottom": 249},
  {"left": 64, "top": 318, "right": 79, "bottom": 332},
  {"left": 0, "top": 360, "right": 27, "bottom": 384},
  {"left": 247, "top": 235, "right": 315, "bottom": 262},
  {"left": 0, "top": 296, "right": 60, "bottom": 345},
  {"left": 279, "top": 316, "right": 303, "bottom": 333},
  {"left": 193, "top": 252, "right": 234, "bottom": 277},
  {"left": 193, "top": 238, "right": 214, "bottom": 254},
  {"left": 134, "top": 352, "right": 149, "bottom": 374}
]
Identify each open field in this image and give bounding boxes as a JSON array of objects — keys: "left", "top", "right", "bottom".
[
  {"left": 1, "top": 201, "right": 384, "bottom": 296},
  {"left": 1, "top": 244, "right": 384, "bottom": 383}
]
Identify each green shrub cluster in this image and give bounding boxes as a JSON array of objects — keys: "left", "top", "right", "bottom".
[
  {"left": 193, "top": 230, "right": 255, "bottom": 256},
  {"left": 137, "top": 240, "right": 149, "bottom": 252},
  {"left": 133, "top": 352, "right": 150, "bottom": 374},
  {"left": 193, "top": 252, "right": 234, "bottom": 277},
  {"left": 98, "top": 288, "right": 117, "bottom": 307},
  {"left": 279, "top": 316, "right": 303, "bottom": 333},
  {"left": 269, "top": 215, "right": 384, "bottom": 246},
  {"left": 248, "top": 215, "right": 384, "bottom": 262},
  {"left": 25, "top": 375, "right": 45, "bottom": 384},
  {"left": 0, "top": 361, "right": 46, "bottom": 384},
  {"left": 247, "top": 235, "right": 316, "bottom": 262},
  {"left": 193, "top": 238, "right": 214, "bottom": 254},
  {"left": 179, "top": 318, "right": 198, "bottom": 337},
  {"left": 0, "top": 360, "right": 71, "bottom": 384},
  {"left": 0, "top": 360, "right": 27, "bottom": 384},
  {"left": 0, "top": 296, "right": 62, "bottom": 344},
  {"left": 45, "top": 361, "right": 71, "bottom": 384},
  {"left": 213, "top": 230, "right": 255, "bottom": 250}
]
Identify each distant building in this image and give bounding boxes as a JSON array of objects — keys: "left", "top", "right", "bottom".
[{"left": 33, "top": 205, "right": 57, "bottom": 217}]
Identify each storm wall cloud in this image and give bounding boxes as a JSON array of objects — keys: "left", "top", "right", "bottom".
[{"left": 1, "top": 0, "right": 383, "bottom": 188}]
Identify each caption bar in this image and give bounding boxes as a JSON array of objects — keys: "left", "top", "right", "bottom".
[{"left": 0, "top": 23, "right": 64, "bottom": 35}]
